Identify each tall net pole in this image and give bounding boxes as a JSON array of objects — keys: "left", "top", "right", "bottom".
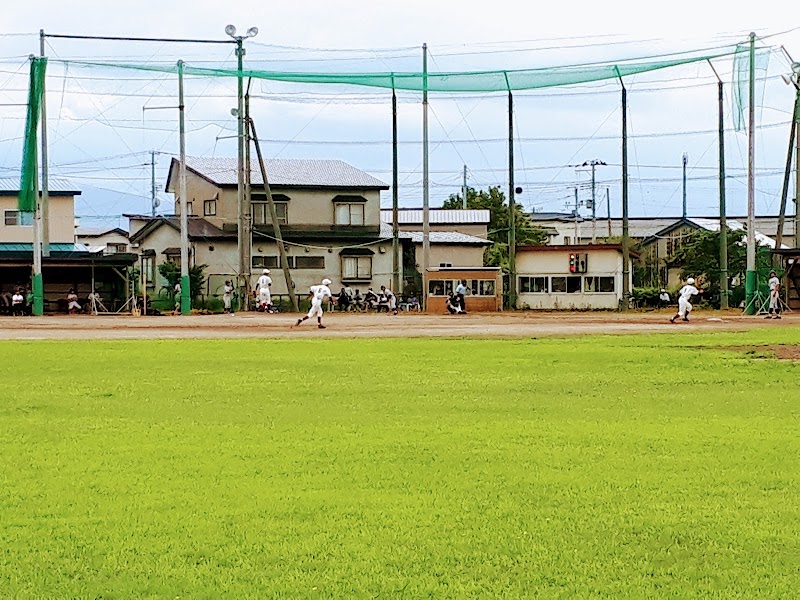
[
  {"left": 39, "top": 30, "right": 50, "bottom": 258},
  {"left": 422, "top": 44, "right": 430, "bottom": 309},
  {"left": 391, "top": 85, "right": 400, "bottom": 294},
  {"left": 507, "top": 87, "right": 517, "bottom": 309},
  {"left": 620, "top": 77, "right": 630, "bottom": 311},
  {"left": 716, "top": 74, "right": 729, "bottom": 309},
  {"left": 235, "top": 38, "right": 249, "bottom": 311},
  {"left": 745, "top": 32, "right": 757, "bottom": 314},
  {"left": 178, "top": 60, "right": 191, "bottom": 315}
]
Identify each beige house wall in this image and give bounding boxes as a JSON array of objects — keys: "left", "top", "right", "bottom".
[
  {"left": 77, "top": 231, "right": 130, "bottom": 252},
  {"left": 0, "top": 194, "right": 75, "bottom": 243},
  {"left": 397, "top": 222, "right": 488, "bottom": 237},
  {"left": 413, "top": 243, "right": 486, "bottom": 269},
  {"left": 174, "top": 169, "right": 383, "bottom": 228}
]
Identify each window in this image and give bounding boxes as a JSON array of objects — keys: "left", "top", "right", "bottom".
[
  {"left": 519, "top": 276, "right": 548, "bottom": 293},
  {"left": 105, "top": 243, "right": 127, "bottom": 254},
  {"left": 186, "top": 201, "right": 193, "bottom": 216},
  {"left": 584, "top": 276, "right": 615, "bottom": 293},
  {"left": 342, "top": 256, "right": 372, "bottom": 279},
  {"left": 141, "top": 256, "right": 155, "bottom": 286},
  {"left": 253, "top": 256, "right": 280, "bottom": 269},
  {"left": 335, "top": 203, "right": 365, "bottom": 226},
  {"left": 428, "top": 280, "right": 445, "bottom": 296},
  {"left": 294, "top": 256, "right": 325, "bottom": 269},
  {"left": 4, "top": 210, "right": 33, "bottom": 226},
  {"left": 563, "top": 236, "right": 571, "bottom": 245},
  {"left": 204, "top": 199, "right": 217, "bottom": 216},
  {"left": 479, "top": 280, "right": 495, "bottom": 296},
  {"left": 552, "top": 276, "right": 582, "bottom": 293},
  {"left": 252, "top": 202, "right": 288, "bottom": 225},
  {"left": 439, "top": 262, "right": 452, "bottom": 267}
]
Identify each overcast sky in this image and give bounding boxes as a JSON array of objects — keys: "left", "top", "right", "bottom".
[{"left": 1, "top": 1, "right": 799, "bottom": 228}]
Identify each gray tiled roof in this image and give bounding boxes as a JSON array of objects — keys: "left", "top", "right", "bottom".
[
  {"left": 174, "top": 157, "right": 388, "bottom": 189},
  {"left": 0, "top": 177, "right": 81, "bottom": 194},
  {"left": 379, "top": 222, "right": 489, "bottom": 245}
]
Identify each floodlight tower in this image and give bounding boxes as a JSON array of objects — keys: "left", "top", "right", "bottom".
[{"left": 225, "top": 24, "right": 258, "bottom": 310}]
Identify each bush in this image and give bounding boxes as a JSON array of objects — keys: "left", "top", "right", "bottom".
[{"left": 631, "top": 287, "right": 664, "bottom": 308}]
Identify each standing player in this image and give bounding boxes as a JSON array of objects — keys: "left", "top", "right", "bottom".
[
  {"left": 294, "top": 278, "right": 333, "bottom": 329},
  {"left": 254, "top": 269, "right": 272, "bottom": 312},
  {"left": 670, "top": 277, "right": 701, "bottom": 323},
  {"left": 222, "top": 280, "right": 234, "bottom": 314},
  {"left": 766, "top": 270, "right": 781, "bottom": 319}
]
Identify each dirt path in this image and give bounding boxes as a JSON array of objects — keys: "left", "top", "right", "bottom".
[{"left": 0, "top": 310, "right": 796, "bottom": 340}]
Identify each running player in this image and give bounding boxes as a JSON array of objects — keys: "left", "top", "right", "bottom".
[
  {"left": 294, "top": 278, "right": 333, "bottom": 329},
  {"left": 670, "top": 277, "right": 701, "bottom": 323}
]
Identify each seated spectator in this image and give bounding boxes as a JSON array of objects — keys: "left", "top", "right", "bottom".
[
  {"left": 407, "top": 295, "right": 420, "bottom": 311},
  {"left": 67, "top": 288, "right": 82, "bottom": 314},
  {"left": 337, "top": 288, "right": 351, "bottom": 312},
  {"left": 364, "top": 288, "right": 379, "bottom": 310},
  {"left": 380, "top": 285, "right": 398, "bottom": 315},
  {"left": 659, "top": 288, "right": 671, "bottom": 308},
  {"left": 353, "top": 289, "right": 365, "bottom": 312}
]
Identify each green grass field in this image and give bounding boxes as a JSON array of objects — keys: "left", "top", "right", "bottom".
[{"left": 2, "top": 330, "right": 800, "bottom": 598}]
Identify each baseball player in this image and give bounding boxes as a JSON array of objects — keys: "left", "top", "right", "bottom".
[
  {"left": 294, "top": 278, "right": 333, "bottom": 329},
  {"left": 222, "top": 280, "right": 234, "bottom": 314},
  {"left": 766, "top": 270, "right": 781, "bottom": 319},
  {"left": 254, "top": 269, "right": 272, "bottom": 312},
  {"left": 670, "top": 277, "right": 701, "bottom": 323}
]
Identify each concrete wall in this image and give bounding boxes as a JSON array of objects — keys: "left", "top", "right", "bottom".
[
  {"left": 0, "top": 194, "right": 75, "bottom": 243},
  {"left": 515, "top": 247, "right": 627, "bottom": 310},
  {"left": 412, "top": 243, "right": 485, "bottom": 268}
]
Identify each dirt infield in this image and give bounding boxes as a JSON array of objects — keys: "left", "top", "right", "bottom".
[{"left": 0, "top": 310, "right": 796, "bottom": 340}]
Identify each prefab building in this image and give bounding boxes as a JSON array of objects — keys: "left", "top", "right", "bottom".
[
  {"left": 515, "top": 244, "right": 632, "bottom": 310},
  {"left": 424, "top": 267, "right": 502, "bottom": 313}
]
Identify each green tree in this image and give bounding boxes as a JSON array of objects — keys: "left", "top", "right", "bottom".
[
  {"left": 157, "top": 262, "right": 208, "bottom": 301},
  {"left": 442, "top": 186, "right": 548, "bottom": 270}
]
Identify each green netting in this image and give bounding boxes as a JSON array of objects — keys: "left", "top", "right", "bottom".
[
  {"left": 55, "top": 46, "right": 744, "bottom": 92},
  {"left": 18, "top": 57, "right": 47, "bottom": 212},
  {"left": 732, "top": 44, "right": 770, "bottom": 132}
]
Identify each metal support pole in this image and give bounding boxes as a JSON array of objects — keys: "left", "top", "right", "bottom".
[
  {"left": 392, "top": 85, "right": 400, "bottom": 294},
  {"left": 745, "top": 32, "right": 757, "bottom": 314},
  {"left": 508, "top": 88, "right": 517, "bottom": 309},
  {"left": 150, "top": 150, "right": 157, "bottom": 216},
  {"left": 682, "top": 153, "right": 688, "bottom": 219},
  {"left": 620, "top": 77, "right": 630, "bottom": 311},
  {"left": 235, "top": 37, "right": 247, "bottom": 310},
  {"left": 795, "top": 87, "right": 800, "bottom": 252},
  {"left": 776, "top": 98, "right": 798, "bottom": 250},
  {"left": 462, "top": 164, "right": 468, "bottom": 209},
  {"left": 606, "top": 188, "right": 612, "bottom": 238},
  {"left": 422, "top": 43, "right": 430, "bottom": 308},
  {"left": 39, "top": 30, "right": 50, "bottom": 258},
  {"left": 177, "top": 60, "right": 190, "bottom": 315},
  {"left": 590, "top": 162, "right": 596, "bottom": 243},
  {"left": 716, "top": 74, "right": 729, "bottom": 309},
  {"left": 573, "top": 188, "right": 579, "bottom": 242},
  {"left": 249, "top": 118, "right": 298, "bottom": 312},
  {"left": 243, "top": 80, "right": 252, "bottom": 311}
]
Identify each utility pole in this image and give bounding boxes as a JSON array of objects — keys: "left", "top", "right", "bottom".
[
  {"left": 225, "top": 25, "right": 258, "bottom": 310},
  {"left": 392, "top": 83, "right": 400, "bottom": 294},
  {"left": 573, "top": 187, "right": 579, "bottom": 243},
  {"left": 745, "top": 32, "right": 757, "bottom": 314},
  {"left": 709, "top": 60, "right": 729, "bottom": 309},
  {"left": 243, "top": 80, "right": 253, "bottom": 311},
  {"left": 39, "top": 30, "right": 49, "bottom": 257},
  {"left": 580, "top": 159, "right": 606, "bottom": 243},
  {"left": 508, "top": 87, "right": 517, "bottom": 309},
  {"left": 150, "top": 150, "right": 157, "bottom": 216},
  {"left": 422, "top": 43, "right": 430, "bottom": 308},
  {"left": 250, "top": 118, "right": 298, "bottom": 312},
  {"left": 177, "top": 60, "right": 190, "bottom": 315},
  {"left": 682, "top": 153, "right": 688, "bottom": 219},
  {"left": 606, "top": 188, "right": 612, "bottom": 238},
  {"left": 775, "top": 95, "right": 797, "bottom": 251},
  {"left": 462, "top": 164, "right": 468, "bottom": 208}
]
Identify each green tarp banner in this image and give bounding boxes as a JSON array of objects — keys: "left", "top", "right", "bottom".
[{"left": 18, "top": 57, "right": 47, "bottom": 213}]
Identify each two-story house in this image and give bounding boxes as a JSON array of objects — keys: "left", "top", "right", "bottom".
[{"left": 130, "top": 158, "right": 393, "bottom": 300}]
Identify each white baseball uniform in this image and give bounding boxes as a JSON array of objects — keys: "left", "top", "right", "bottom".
[
  {"left": 769, "top": 276, "right": 780, "bottom": 311},
  {"left": 307, "top": 284, "right": 332, "bottom": 318},
  {"left": 677, "top": 284, "right": 699, "bottom": 318},
  {"left": 256, "top": 274, "right": 272, "bottom": 307}
]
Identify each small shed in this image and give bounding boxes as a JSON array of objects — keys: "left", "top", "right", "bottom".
[{"left": 424, "top": 267, "right": 502, "bottom": 313}]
